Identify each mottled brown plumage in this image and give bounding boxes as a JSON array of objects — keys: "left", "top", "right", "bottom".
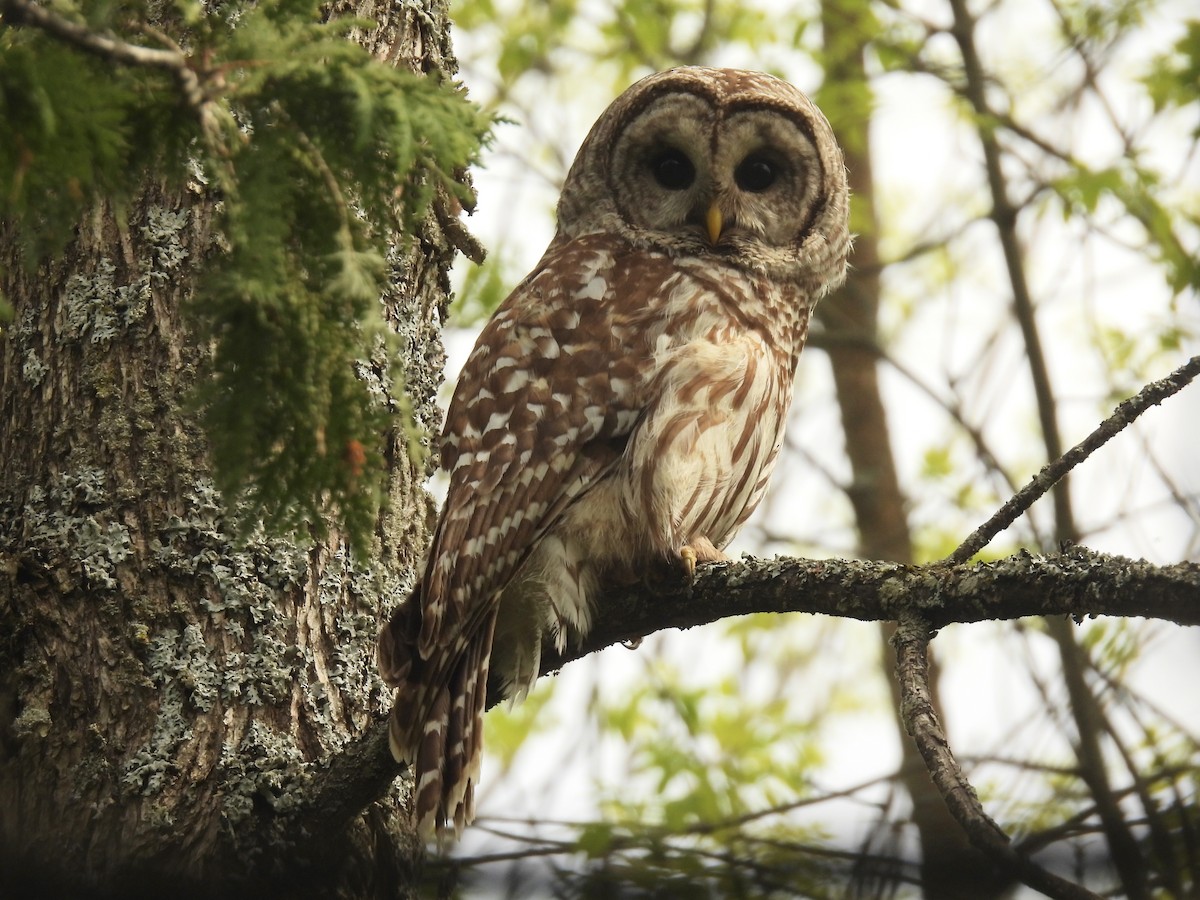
[{"left": 378, "top": 66, "right": 851, "bottom": 840}]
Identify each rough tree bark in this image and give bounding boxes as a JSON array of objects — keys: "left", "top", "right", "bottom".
[{"left": 0, "top": 2, "right": 462, "bottom": 897}]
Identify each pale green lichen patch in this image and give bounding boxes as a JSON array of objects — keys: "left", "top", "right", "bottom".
[
  {"left": 24, "top": 469, "right": 132, "bottom": 591},
  {"left": 219, "top": 720, "right": 308, "bottom": 831},
  {"left": 142, "top": 207, "right": 191, "bottom": 278},
  {"left": 126, "top": 468, "right": 405, "bottom": 819},
  {"left": 63, "top": 259, "right": 151, "bottom": 345},
  {"left": 21, "top": 349, "right": 48, "bottom": 385},
  {"left": 147, "top": 625, "right": 221, "bottom": 713},
  {"left": 12, "top": 704, "right": 52, "bottom": 739},
  {"left": 122, "top": 682, "right": 191, "bottom": 795}
]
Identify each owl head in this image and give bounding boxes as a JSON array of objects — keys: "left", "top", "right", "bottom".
[{"left": 555, "top": 67, "right": 850, "bottom": 296}]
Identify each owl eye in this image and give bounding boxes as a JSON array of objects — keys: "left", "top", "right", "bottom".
[
  {"left": 734, "top": 154, "right": 778, "bottom": 192},
  {"left": 649, "top": 149, "right": 695, "bottom": 190}
]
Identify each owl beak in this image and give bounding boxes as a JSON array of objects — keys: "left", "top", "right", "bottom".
[{"left": 705, "top": 204, "right": 724, "bottom": 244}]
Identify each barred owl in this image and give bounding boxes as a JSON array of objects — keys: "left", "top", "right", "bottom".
[{"left": 378, "top": 66, "right": 850, "bottom": 839}]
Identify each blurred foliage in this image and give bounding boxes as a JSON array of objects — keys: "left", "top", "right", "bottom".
[
  {"left": 1, "top": 0, "right": 490, "bottom": 551},
  {"left": 484, "top": 678, "right": 558, "bottom": 773},
  {"left": 452, "top": 236, "right": 523, "bottom": 324},
  {"left": 1051, "top": 161, "right": 1199, "bottom": 295},
  {"left": 595, "top": 663, "right": 825, "bottom": 827},
  {"left": 1145, "top": 19, "right": 1200, "bottom": 130},
  {"left": 461, "top": 630, "right": 889, "bottom": 897}
]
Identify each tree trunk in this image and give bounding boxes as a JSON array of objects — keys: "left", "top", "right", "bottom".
[{"left": 0, "top": 3, "right": 460, "bottom": 896}]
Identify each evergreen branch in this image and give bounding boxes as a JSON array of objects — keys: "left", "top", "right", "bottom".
[
  {"left": 0, "top": 0, "right": 219, "bottom": 141},
  {"left": 1, "top": 0, "right": 186, "bottom": 70},
  {"left": 284, "top": 108, "right": 358, "bottom": 247},
  {"left": 946, "top": 354, "right": 1200, "bottom": 565}
]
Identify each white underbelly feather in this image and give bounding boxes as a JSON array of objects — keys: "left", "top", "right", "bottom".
[{"left": 622, "top": 333, "right": 787, "bottom": 554}]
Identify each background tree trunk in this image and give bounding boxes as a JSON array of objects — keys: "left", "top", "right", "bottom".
[
  {"left": 818, "top": 3, "right": 1010, "bottom": 895},
  {"left": 0, "top": 3, "right": 461, "bottom": 896}
]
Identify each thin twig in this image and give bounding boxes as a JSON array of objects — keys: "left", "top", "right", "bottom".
[
  {"left": 947, "top": 354, "right": 1200, "bottom": 564},
  {"left": 947, "top": 0, "right": 1076, "bottom": 546},
  {"left": 949, "top": 0, "right": 1151, "bottom": 879}
]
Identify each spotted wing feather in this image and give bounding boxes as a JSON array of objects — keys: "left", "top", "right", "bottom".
[{"left": 379, "top": 235, "right": 658, "bottom": 837}]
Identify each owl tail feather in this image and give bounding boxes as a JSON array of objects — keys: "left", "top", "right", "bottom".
[{"left": 379, "top": 597, "right": 496, "bottom": 842}]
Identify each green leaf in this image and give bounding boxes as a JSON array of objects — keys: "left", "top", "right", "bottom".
[
  {"left": 1143, "top": 21, "right": 1200, "bottom": 126},
  {"left": 576, "top": 822, "right": 617, "bottom": 858}
]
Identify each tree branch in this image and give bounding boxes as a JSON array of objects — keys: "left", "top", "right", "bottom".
[
  {"left": 545, "top": 547, "right": 1200, "bottom": 674},
  {"left": 948, "top": 354, "right": 1200, "bottom": 564},
  {"left": 297, "top": 713, "right": 404, "bottom": 837},
  {"left": 894, "top": 617, "right": 1103, "bottom": 900},
  {"left": 286, "top": 544, "right": 1200, "bottom": 847}
]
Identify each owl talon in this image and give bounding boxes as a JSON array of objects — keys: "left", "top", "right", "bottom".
[
  {"left": 677, "top": 539, "right": 730, "bottom": 583},
  {"left": 679, "top": 545, "right": 698, "bottom": 581}
]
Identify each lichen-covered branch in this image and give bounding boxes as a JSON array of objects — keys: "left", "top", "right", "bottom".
[
  {"left": 542, "top": 545, "right": 1200, "bottom": 673},
  {"left": 287, "top": 543, "right": 1199, "bottom": 852}
]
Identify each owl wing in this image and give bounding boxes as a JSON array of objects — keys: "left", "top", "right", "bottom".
[{"left": 417, "top": 234, "right": 663, "bottom": 659}]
